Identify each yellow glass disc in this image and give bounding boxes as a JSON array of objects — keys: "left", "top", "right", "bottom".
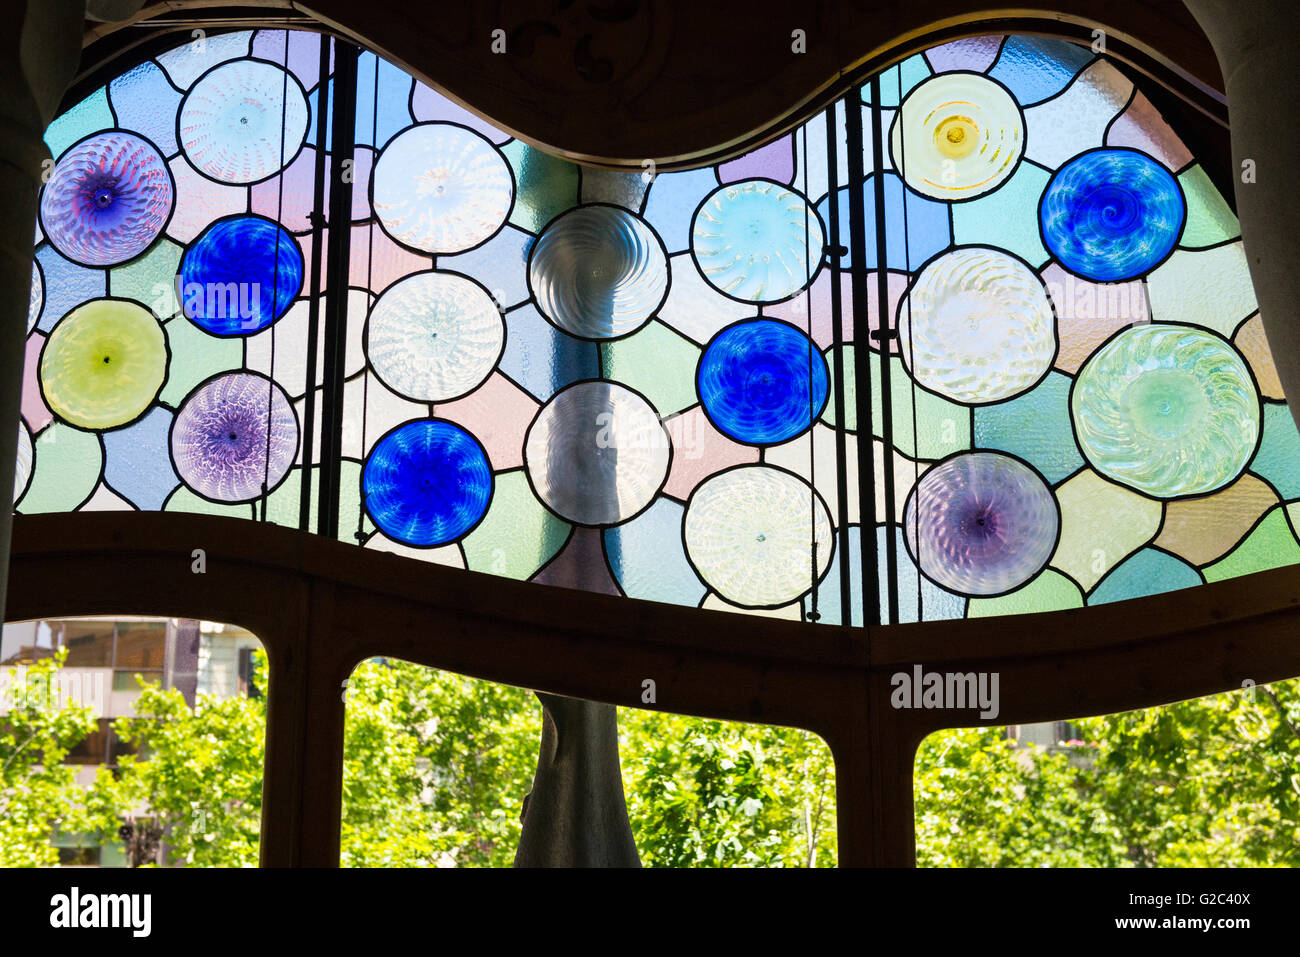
[
  {"left": 40, "top": 298, "right": 167, "bottom": 430},
  {"left": 891, "top": 74, "right": 1023, "bottom": 199}
]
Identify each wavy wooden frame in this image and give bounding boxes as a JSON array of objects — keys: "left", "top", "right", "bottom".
[{"left": 8, "top": 512, "right": 1298, "bottom": 865}]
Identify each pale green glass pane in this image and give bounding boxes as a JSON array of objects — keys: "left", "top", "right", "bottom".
[
  {"left": 600, "top": 320, "right": 700, "bottom": 416},
  {"left": 1049, "top": 468, "right": 1161, "bottom": 592},
  {"left": 950, "top": 161, "right": 1052, "bottom": 268},
  {"left": 501, "top": 141, "right": 580, "bottom": 233},
  {"left": 1178, "top": 164, "right": 1239, "bottom": 248},
  {"left": 967, "top": 568, "right": 1082, "bottom": 617},
  {"left": 110, "top": 239, "right": 183, "bottom": 317},
  {"left": 164, "top": 485, "right": 254, "bottom": 519},
  {"left": 1202, "top": 507, "right": 1300, "bottom": 582},
  {"left": 16, "top": 423, "right": 101, "bottom": 514},
  {"left": 1146, "top": 242, "right": 1257, "bottom": 337},
  {"left": 158, "top": 317, "right": 243, "bottom": 406},
  {"left": 826, "top": 348, "right": 970, "bottom": 459},
  {"left": 44, "top": 87, "right": 113, "bottom": 159},
  {"left": 462, "top": 470, "right": 570, "bottom": 579}
]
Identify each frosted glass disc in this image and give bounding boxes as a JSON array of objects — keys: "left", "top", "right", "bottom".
[
  {"left": 904, "top": 452, "right": 1058, "bottom": 596},
  {"left": 691, "top": 180, "right": 824, "bottom": 303},
  {"left": 898, "top": 247, "right": 1055, "bottom": 403},
  {"left": 180, "top": 59, "right": 309, "bottom": 184},
  {"left": 40, "top": 131, "right": 173, "bottom": 266},
  {"left": 524, "top": 381, "right": 669, "bottom": 526},
  {"left": 890, "top": 73, "right": 1024, "bottom": 200},
  {"left": 1040, "top": 148, "right": 1185, "bottom": 281},
  {"left": 1072, "top": 324, "right": 1258, "bottom": 497},
  {"left": 529, "top": 205, "right": 668, "bottom": 339},
  {"left": 366, "top": 272, "right": 504, "bottom": 401},
  {"left": 40, "top": 299, "right": 167, "bottom": 429},
  {"left": 171, "top": 372, "right": 298, "bottom": 502},
  {"left": 684, "top": 466, "right": 832, "bottom": 608},
  {"left": 14, "top": 421, "right": 32, "bottom": 504},
  {"left": 372, "top": 123, "right": 513, "bottom": 253}
]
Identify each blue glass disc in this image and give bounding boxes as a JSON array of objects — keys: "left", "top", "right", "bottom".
[
  {"left": 178, "top": 215, "right": 304, "bottom": 335},
  {"left": 697, "top": 319, "right": 829, "bottom": 445},
  {"left": 1040, "top": 149, "right": 1185, "bottom": 282},
  {"left": 363, "top": 419, "right": 493, "bottom": 547}
]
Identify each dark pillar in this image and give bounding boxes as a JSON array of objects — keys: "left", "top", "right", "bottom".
[
  {"left": 514, "top": 693, "right": 641, "bottom": 867},
  {"left": 1185, "top": 1, "right": 1300, "bottom": 429},
  {"left": 0, "top": 0, "right": 84, "bottom": 614}
]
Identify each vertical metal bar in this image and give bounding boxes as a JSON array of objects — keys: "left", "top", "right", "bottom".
[
  {"left": 298, "top": 32, "right": 332, "bottom": 532},
  {"left": 823, "top": 104, "right": 852, "bottom": 628},
  {"left": 316, "top": 41, "right": 359, "bottom": 541},
  {"left": 844, "top": 93, "right": 882, "bottom": 627},
  {"left": 867, "top": 75, "right": 900, "bottom": 626}
]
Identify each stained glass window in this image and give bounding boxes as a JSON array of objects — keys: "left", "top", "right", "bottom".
[{"left": 21, "top": 29, "right": 1300, "bottom": 628}]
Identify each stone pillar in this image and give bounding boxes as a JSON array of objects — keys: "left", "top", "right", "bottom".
[
  {"left": 515, "top": 692, "right": 642, "bottom": 867},
  {"left": 0, "top": 0, "right": 85, "bottom": 613},
  {"left": 1184, "top": 1, "right": 1300, "bottom": 430}
]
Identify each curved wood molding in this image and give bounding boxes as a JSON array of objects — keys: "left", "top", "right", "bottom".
[
  {"left": 11, "top": 511, "right": 1297, "bottom": 865},
  {"left": 80, "top": 1, "right": 1225, "bottom": 169}
]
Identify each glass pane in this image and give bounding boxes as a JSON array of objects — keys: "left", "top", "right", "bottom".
[
  {"left": 113, "top": 621, "right": 166, "bottom": 670},
  {"left": 60, "top": 620, "right": 113, "bottom": 667}
]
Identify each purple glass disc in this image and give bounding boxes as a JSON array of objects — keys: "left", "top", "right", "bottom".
[
  {"left": 903, "top": 452, "right": 1058, "bottom": 596},
  {"left": 40, "top": 131, "right": 173, "bottom": 267},
  {"left": 171, "top": 372, "right": 298, "bottom": 502}
]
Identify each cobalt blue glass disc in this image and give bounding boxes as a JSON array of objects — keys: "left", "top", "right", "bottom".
[
  {"left": 363, "top": 419, "right": 493, "bottom": 547},
  {"left": 697, "top": 319, "right": 829, "bottom": 445},
  {"left": 1039, "top": 149, "right": 1185, "bottom": 282},
  {"left": 178, "top": 215, "right": 303, "bottom": 335}
]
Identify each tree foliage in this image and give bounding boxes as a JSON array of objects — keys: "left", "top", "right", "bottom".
[{"left": 2, "top": 648, "right": 1297, "bottom": 867}]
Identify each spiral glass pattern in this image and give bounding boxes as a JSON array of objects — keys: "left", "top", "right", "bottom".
[
  {"left": 1040, "top": 148, "right": 1185, "bottom": 281},
  {"left": 372, "top": 123, "right": 514, "bottom": 254},
  {"left": 179, "top": 60, "right": 309, "bottom": 184},
  {"left": 366, "top": 271, "right": 504, "bottom": 401},
  {"left": 684, "top": 466, "right": 833, "bottom": 608},
  {"left": 529, "top": 205, "right": 668, "bottom": 339},
  {"left": 697, "top": 319, "right": 828, "bottom": 444},
  {"left": 691, "top": 180, "right": 823, "bottom": 303},
  {"left": 898, "top": 247, "right": 1056, "bottom": 403},
  {"left": 890, "top": 73, "right": 1024, "bottom": 199},
  {"left": 178, "top": 215, "right": 303, "bottom": 335},
  {"left": 1072, "top": 324, "right": 1259, "bottom": 497},
  {"left": 40, "top": 131, "right": 173, "bottom": 267}
]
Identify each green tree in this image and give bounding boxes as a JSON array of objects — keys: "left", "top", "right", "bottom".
[{"left": 0, "top": 649, "right": 118, "bottom": 866}]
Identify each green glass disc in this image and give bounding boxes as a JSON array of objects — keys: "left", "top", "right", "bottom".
[{"left": 1072, "top": 324, "right": 1258, "bottom": 497}]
